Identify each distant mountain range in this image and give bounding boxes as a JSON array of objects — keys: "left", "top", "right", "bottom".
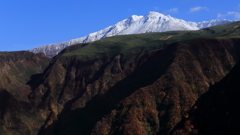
[{"left": 29, "top": 11, "right": 233, "bottom": 57}]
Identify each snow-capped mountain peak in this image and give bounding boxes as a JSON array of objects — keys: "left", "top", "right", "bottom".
[
  {"left": 146, "top": 11, "right": 165, "bottom": 17},
  {"left": 129, "top": 15, "right": 143, "bottom": 21},
  {"left": 29, "top": 11, "right": 233, "bottom": 57}
]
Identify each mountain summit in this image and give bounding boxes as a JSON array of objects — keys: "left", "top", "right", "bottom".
[{"left": 29, "top": 11, "right": 233, "bottom": 57}]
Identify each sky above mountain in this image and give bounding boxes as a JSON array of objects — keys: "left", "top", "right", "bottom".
[{"left": 1, "top": 0, "right": 240, "bottom": 51}]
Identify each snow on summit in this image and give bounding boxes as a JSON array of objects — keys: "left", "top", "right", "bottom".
[{"left": 29, "top": 11, "right": 233, "bottom": 57}]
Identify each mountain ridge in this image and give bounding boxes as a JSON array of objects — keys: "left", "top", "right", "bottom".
[{"left": 29, "top": 11, "right": 233, "bottom": 57}]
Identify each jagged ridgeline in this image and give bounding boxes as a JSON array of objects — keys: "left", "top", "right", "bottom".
[{"left": 0, "top": 21, "right": 240, "bottom": 135}]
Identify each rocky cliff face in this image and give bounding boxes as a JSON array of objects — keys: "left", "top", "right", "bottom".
[{"left": 1, "top": 21, "right": 240, "bottom": 135}]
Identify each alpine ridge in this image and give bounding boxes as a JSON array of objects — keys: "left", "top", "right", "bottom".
[{"left": 29, "top": 11, "right": 233, "bottom": 57}]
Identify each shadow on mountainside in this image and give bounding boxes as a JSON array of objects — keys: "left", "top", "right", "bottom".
[
  {"left": 172, "top": 60, "right": 240, "bottom": 135},
  {"left": 37, "top": 42, "right": 179, "bottom": 135}
]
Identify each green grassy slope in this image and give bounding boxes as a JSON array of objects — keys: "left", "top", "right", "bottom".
[{"left": 58, "top": 21, "right": 240, "bottom": 61}]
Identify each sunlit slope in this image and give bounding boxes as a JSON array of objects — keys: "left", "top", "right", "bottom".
[{"left": 58, "top": 21, "right": 240, "bottom": 60}]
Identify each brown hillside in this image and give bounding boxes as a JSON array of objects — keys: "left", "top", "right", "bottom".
[{"left": 0, "top": 51, "right": 50, "bottom": 135}]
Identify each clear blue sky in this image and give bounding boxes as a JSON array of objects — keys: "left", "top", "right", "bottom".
[{"left": 1, "top": 0, "right": 240, "bottom": 51}]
